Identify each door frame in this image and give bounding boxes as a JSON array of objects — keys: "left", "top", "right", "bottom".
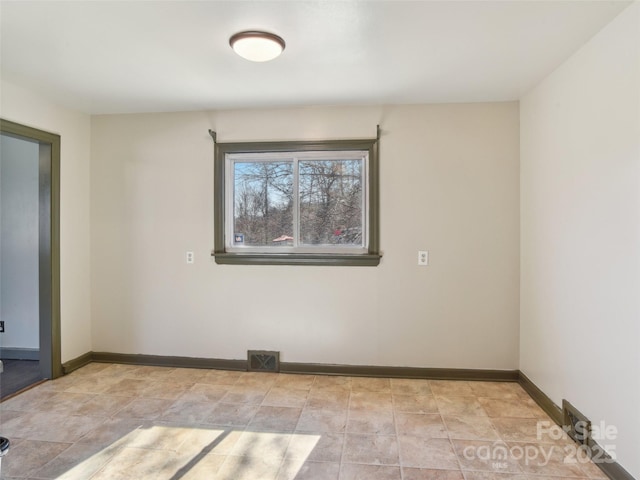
[{"left": 0, "top": 119, "right": 62, "bottom": 379}]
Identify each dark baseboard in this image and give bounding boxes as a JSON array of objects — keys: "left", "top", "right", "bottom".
[
  {"left": 63, "top": 351, "right": 519, "bottom": 382},
  {"left": 62, "top": 351, "right": 93, "bottom": 374},
  {"left": 0, "top": 348, "right": 39, "bottom": 361},
  {"left": 518, "top": 371, "right": 563, "bottom": 424},
  {"left": 281, "top": 362, "right": 519, "bottom": 381},
  {"left": 519, "top": 371, "right": 635, "bottom": 480},
  {"left": 91, "top": 352, "right": 247, "bottom": 371},
  {"left": 588, "top": 442, "right": 636, "bottom": 480}
]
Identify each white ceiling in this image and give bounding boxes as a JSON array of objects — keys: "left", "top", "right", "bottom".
[{"left": 0, "top": 1, "right": 631, "bottom": 115}]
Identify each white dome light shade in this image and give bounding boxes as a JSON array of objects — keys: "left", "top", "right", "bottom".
[{"left": 229, "top": 31, "right": 285, "bottom": 62}]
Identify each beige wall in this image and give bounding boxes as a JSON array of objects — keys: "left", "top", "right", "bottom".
[
  {"left": 520, "top": 3, "right": 640, "bottom": 477},
  {"left": 0, "top": 78, "right": 92, "bottom": 363},
  {"left": 90, "top": 102, "right": 520, "bottom": 369}
]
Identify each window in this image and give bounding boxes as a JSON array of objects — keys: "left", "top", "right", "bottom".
[{"left": 212, "top": 133, "right": 380, "bottom": 266}]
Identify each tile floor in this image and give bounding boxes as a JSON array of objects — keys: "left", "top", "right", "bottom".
[{"left": 0, "top": 363, "right": 608, "bottom": 480}]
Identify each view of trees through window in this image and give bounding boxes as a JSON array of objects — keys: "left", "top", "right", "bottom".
[{"left": 232, "top": 157, "right": 363, "bottom": 248}]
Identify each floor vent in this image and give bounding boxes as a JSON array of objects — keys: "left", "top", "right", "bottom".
[
  {"left": 563, "top": 399, "right": 591, "bottom": 445},
  {"left": 247, "top": 350, "right": 280, "bottom": 372}
]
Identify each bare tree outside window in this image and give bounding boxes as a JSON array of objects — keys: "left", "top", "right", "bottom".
[
  {"left": 232, "top": 158, "right": 362, "bottom": 249},
  {"left": 299, "top": 159, "right": 362, "bottom": 246},
  {"left": 233, "top": 161, "right": 293, "bottom": 247}
]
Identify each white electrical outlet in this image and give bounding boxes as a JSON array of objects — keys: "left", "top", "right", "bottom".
[
  {"left": 418, "top": 250, "right": 428, "bottom": 266},
  {"left": 186, "top": 251, "right": 194, "bottom": 264}
]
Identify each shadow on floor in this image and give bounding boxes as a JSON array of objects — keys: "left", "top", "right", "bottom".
[{"left": 0, "top": 359, "right": 43, "bottom": 400}]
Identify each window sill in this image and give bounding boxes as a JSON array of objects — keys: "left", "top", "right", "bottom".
[{"left": 212, "top": 252, "right": 382, "bottom": 266}]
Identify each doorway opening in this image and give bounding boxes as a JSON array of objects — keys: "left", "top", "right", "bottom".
[{"left": 0, "top": 119, "right": 61, "bottom": 399}]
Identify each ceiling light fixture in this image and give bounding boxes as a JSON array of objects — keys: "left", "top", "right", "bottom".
[{"left": 229, "top": 31, "right": 285, "bottom": 62}]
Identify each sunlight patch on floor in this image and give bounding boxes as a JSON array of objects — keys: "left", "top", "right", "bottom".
[{"left": 55, "top": 424, "right": 320, "bottom": 480}]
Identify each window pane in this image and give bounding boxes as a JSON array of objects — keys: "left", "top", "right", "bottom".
[
  {"left": 233, "top": 161, "right": 293, "bottom": 247},
  {"left": 299, "top": 159, "right": 363, "bottom": 246}
]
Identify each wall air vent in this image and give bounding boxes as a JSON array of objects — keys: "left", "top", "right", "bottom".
[
  {"left": 563, "top": 399, "right": 592, "bottom": 445},
  {"left": 247, "top": 350, "right": 280, "bottom": 372}
]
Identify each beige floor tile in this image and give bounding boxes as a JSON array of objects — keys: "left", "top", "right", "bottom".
[
  {"left": 468, "top": 382, "right": 529, "bottom": 399},
  {"left": 306, "top": 433, "right": 345, "bottom": 463},
  {"left": 262, "top": 387, "right": 309, "bottom": 408},
  {"left": 114, "top": 397, "right": 173, "bottom": 420},
  {"left": 296, "top": 407, "right": 347, "bottom": 433},
  {"left": 216, "top": 454, "right": 282, "bottom": 480},
  {"left": 508, "top": 441, "right": 587, "bottom": 478},
  {"left": 138, "top": 381, "right": 192, "bottom": 400},
  {"left": 70, "top": 363, "right": 113, "bottom": 376},
  {"left": 288, "top": 432, "right": 344, "bottom": 463},
  {"left": 166, "top": 453, "right": 227, "bottom": 480},
  {"left": 73, "top": 394, "right": 134, "bottom": 418},
  {"left": 161, "top": 399, "right": 217, "bottom": 424},
  {"left": 222, "top": 385, "right": 269, "bottom": 404},
  {"left": 56, "top": 374, "right": 123, "bottom": 395},
  {"left": 103, "top": 378, "right": 155, "bottom": 397},
  {"left": 398, "top": 435, "right": 459, "bottom": 469},
  {"left": 204, "top": 402, "right": 259, "bottom": 427},
  {"left": 351, "top": 377, "right": 392, "bottom": 392},
  {"left": 578, "top": 459, "right": 609, "bottom": 479},
  {"left": 248, "top": 406, "right": 302, "bottom": 432},
  {"left": 305, "top": 389, "right": 350, "bottom": 409},
  {"left": 285, "top": 431, "right": 336, "bottom": 460},
  {"left": 392, "top": 394, "right": 439, "bottom": 414},
  {"left": 90, "top": 446, "right": 177, "bottom": 479},
  {"left": 342, "top": 433, "right": 399, "bottom": 465},
  {"left": 478, "top": 398, "right": 539, "bottom": 418},
  {"left": 34, "top": 391, "right": 95, "bottom": 415},
  {"left": 124, "top": 422, "right": 195, "bottom": 450},
  {"left": 402, "top": 467, "right": 465, "bottom": 479},
  {"left": 349, "top": 391, "right": 393, "bottom": 411},
  {"left": 340, "top": 463, "right": 402, "bottom": 479},
  {"left": 77, "top": 418, "right": 148, "bottom": 448},
  {"left": 0, "top": 409, "right": 26, "bottom": 426},
  {"left": 36, "top": 374, "right": 81, "bottom": 392},
  {"left": 311, "top": 375, "right": 351, "bottom": 391},
  {"left": 430, "top": 380, "right": 474, "bottom": 396},
  {"left": 274, "top": 374, "right": 316, "bottom": 390},
  {"left": 30, "top": 441, "right": 119, "bottom": 479},
  {"left": 162, "top": 367, "right": 211, "bottom": 384},
  {"left": 437, "top": 395, "right": 488, "bottom": 416},
  {"left": 464, "top": 473, "right": 528, "bottom": 479},
  {"left": 231, "top": 430, "right": 292, "bottom": 459},
  {"left": 522, "top": 399, "right": 553, "bottom": 420},
  {"left": 234, "top": 372, "right": 279, "bottom": 388},
  {"left": 451, "top": 439, "right": 523, "bottom": 474},
  {"left": 524, "top": 477, "right": 588, "bottom": 480},
  {"left": 185, "top": 384, "right": 229, "bottom": 402},
  {"left": 198, "top": 369, "right": 243, "bottom": 386},
  {"left": 2, "top": 411, "right": 105, "bottom": 443},
  {"left": 390, "top": 378, "right": 433, "bottom": 395},
  {"left": 0, "top": 386, "right": 52, "bottom": 411},
  {"left": 491, "top": 417, "right": 559, "bottom": 443},
  {"left": 121, "top": 365, "right": 178, "bottom": 381},
  {"left": 176, "top": 426, "right": 243, "bottom": 456},
  {"left": 97, "top": 363, "right": 141, "bottom": 378},
  {"left": 76, "top": 417, "right": 148, "bottom": 448},
  {"left": 278, "top": 460, "right": 340, "bottom": 480},
  {"left": 395, "top": 412, "right": 448, "bottom": 438},
  {"left": 444, "top": 415, "right": 501, "bottom": 441},
  {"left": 1, "top": 439, "right": 71, "bottom": 478},
  {"left": 347, "top": 409, "right": 396, "bottom": 434}
]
